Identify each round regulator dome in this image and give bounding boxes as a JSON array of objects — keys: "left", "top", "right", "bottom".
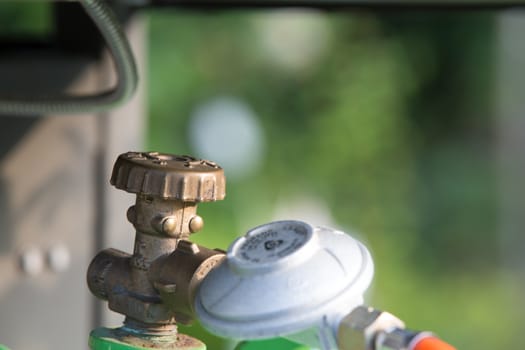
[{"left": 195, "top": 220, "right": 374, "bottom": 340}]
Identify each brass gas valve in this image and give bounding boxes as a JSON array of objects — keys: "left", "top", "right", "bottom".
[{"left": 87, "top": 152, "right": 226, "bottom": 338}]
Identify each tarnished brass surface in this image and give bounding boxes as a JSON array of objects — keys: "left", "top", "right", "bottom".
[
  {"left": 87, "top": 151, "right": 226, "bottom": 337},
  {"left": 110, "top": 152, "right": 225, "bottom": 202},
  {"left": 130, "top": 196, "right": 199, "bottom": 238},
  {"left": 149, "top": 241, "right": 226, "bottom": 324}
]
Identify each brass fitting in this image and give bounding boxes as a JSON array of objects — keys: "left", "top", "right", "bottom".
[
  {"left": 87, "top": 152, "right": 226, "bottom": 334},
  {"left": 337, "top": 306, "right": 405, "bottom": 350},
  {"left": 149, "top": 241, "right": 225, "bottom": 325},
  {"left": 338, "top": 306, "right": 456, "bottom": 350}
]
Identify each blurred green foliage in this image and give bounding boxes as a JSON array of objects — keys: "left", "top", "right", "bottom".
[
  {"left": 1, "top": 3, "right": 521, "bottom": 349},
  {"left": 0, "top": 2, "right": 51, "bottom": 37},
  {"left": 148, "top": 10, "right": 524, "bottom": 350}
]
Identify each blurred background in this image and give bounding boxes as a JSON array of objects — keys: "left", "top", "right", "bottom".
[
  {"left": 147, "top": 9, "right": 524, "bottom": 349},
  {"left": 1, "top": 2, "right": 525, "bottom": 350}
]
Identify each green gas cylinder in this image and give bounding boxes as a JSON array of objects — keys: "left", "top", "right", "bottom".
[
  {"left": 89, "top": 327, "right": 205, "bottom": 350},
  {"left": 236, "top": 338, "right": 310, "bottom": 350}
]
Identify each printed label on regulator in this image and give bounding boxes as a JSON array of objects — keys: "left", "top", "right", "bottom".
[{"left": 234, "top": 222, "right": 312, "bottom": 264}]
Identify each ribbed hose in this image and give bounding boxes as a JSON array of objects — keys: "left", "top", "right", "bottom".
[{"left": 0, "top": 0, "right": 138, "bottom": 116}]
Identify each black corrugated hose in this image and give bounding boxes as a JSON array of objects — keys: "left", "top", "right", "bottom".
[{"left": 0, "top": 0, "right": 138, "bottom": 116}]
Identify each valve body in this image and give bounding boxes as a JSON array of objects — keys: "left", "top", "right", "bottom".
[{"left": 87, "top": 152, "right": 226, "bottom": 349}]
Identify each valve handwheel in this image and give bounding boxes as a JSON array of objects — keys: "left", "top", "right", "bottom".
[{"left": 111, "top": 152, "right": 225, "bottom": 202}]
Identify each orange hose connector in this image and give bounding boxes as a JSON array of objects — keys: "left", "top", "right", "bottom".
[{"left": 412, "top": 336, "right": 457, "bottom": 350}]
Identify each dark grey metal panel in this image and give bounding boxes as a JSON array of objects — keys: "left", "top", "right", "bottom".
[
  {"left": 146, "top": 0, "right": 525, "bottom": 9},
  {"left": 0, "top": 16, "right": 146, "bottom": 350}
]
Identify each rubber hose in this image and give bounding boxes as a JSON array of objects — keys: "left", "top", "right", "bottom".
[
  {"left": 412, "top": 336, "right": 457, "bottom": 350},
  {"left": 0, "top": 0, "right": 138, "bottom": 116}
]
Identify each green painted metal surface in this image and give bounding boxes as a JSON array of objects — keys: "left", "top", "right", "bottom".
[
  {"left": 89, "top": 327, "right": 206, "bottom": 350},
  {"left": 0, "top": 345, "right": 10, "bottom": 350},
  {"left": 235, "top": 338, "right": 310, "bottom": 350}
]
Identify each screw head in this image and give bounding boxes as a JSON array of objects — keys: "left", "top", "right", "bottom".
[
  {"left": 151, "top": 215, "right": 178, "bottom": 236},
  {"left": 162, "top": 217, "right": 178, "bottom": 236},
  {"left": 189, "top": 215, "right": 204, "bottom": 233}
]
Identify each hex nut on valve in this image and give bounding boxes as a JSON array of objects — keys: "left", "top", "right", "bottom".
[
  {"left": 337, "top": 306, "right": 405, "bottom": 350},
  {"left": 189, "top": 215, "right": 204, "bottom": 233}
]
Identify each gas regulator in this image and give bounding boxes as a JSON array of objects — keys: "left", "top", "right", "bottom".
[{"left": 84, "top": 151, "right": 455, "bottom": 350}]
